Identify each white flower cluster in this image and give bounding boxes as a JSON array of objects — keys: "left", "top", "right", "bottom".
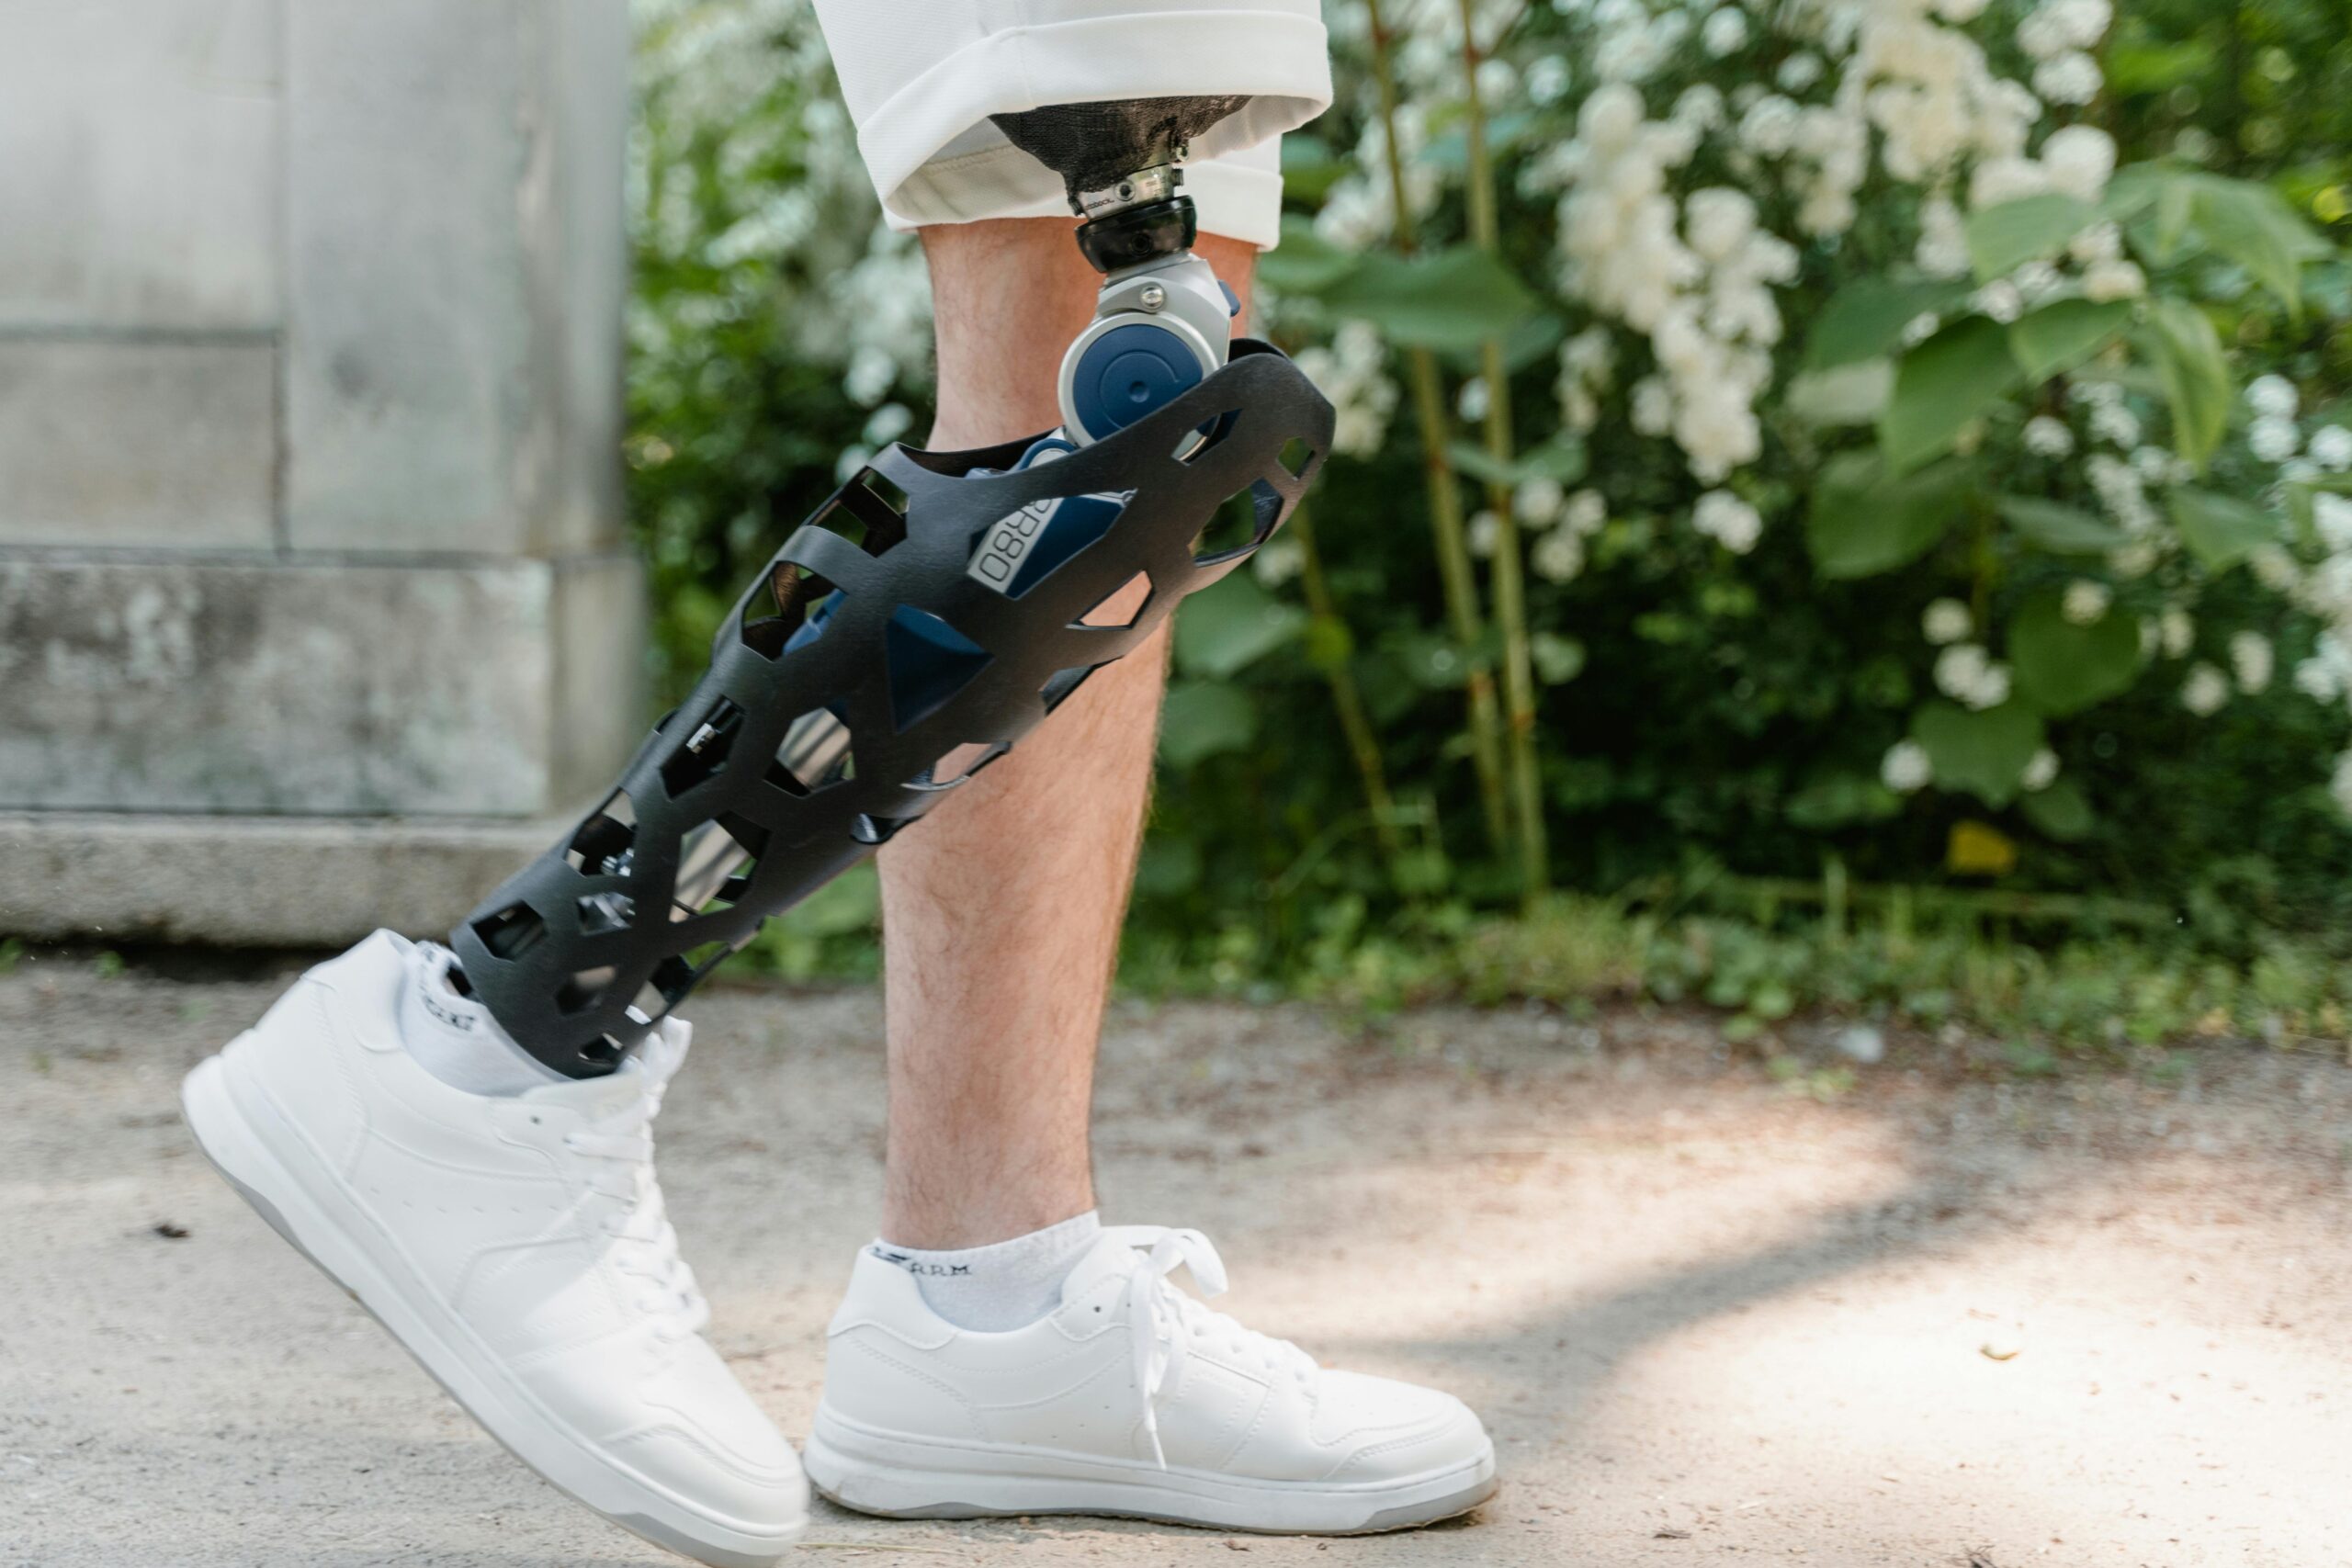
[
  {"left": 1584, "top": 0, "right": 1692, "bottom": 83},
  {"left": 2016, "top": 0, "right": 2109, "bottom": 107},
  {"left": 1846, "top": 0, "right": 2041, "bottom": 196},
  {"left": 1531, "top": 487, "right": 1611, "bottom": 583},
  {"left": 1692, "top": 490, "right": 1762, "bottom": 553},
  {"left": 1922, "top": 597, "right": 1973, "bottom": 644},
  {"left": 1544, "top": 85, "right": 1796, "bottom": 481},
  {"left": 634, "top": 0, "right": 932, "bottom": 410},
  {"left": 2278, "top": 439, "right": 2352, "bottom": 803},
  {"left": 2061, "top": 380, "right": 2177, "bottom": 556},
  {"left": 2232, "top": 631, "right": 2274, "bottom": 694},
  {"left": 2242, "top": 384, "right": 2352, "bottom": 775},
  {"left": 1934, "top": 641, "right": 2012, "bottom": 709},
  {"left": 1316, "top": 107, "right": 1445, "bottom": 250},
  {"left": 2180, "top": 662, "right": 2231, "bottom": 717},
  {"left": 1555, "top": 325, "right": 1617, "bottom": 434},
  {"left": 1529, "top": 0, "right": 2132, "bottom": 502},
  {"left": 2022, "top": 414, "right": 2075, "bottom": 457},
  {"left": 2062, "top": 579, "right": 2110, "bottom": 625},
  {"left": 1295, "top": 321, "right": 1400, "bottom": 457},
  {"left": 1318, "top": 0, "right": 1464, "bottom": 247},
  {"left": 1882, "top": 739, "right": 1933, "bottom": 792}
]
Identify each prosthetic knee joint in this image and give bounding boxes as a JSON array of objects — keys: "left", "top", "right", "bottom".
[{"left": 452, "top": 98, "right": 1334, "bottom": 1077}]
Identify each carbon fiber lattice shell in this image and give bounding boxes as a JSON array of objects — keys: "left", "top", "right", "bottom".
[{"left": 451, "top": 341, "right": 1334, "bottom": 1076}]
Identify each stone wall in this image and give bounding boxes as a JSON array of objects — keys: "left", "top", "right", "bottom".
[{"left": 0, "top": 0, "right": 642, "bottom": 943}]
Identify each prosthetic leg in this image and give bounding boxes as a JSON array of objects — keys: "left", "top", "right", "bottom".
[{"left": 452, "top": 99, "right": 1335, "bottom": 1077}]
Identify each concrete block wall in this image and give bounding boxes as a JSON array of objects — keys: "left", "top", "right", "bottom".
[{"left": 0, "top": 0, "right": 643, "bottom": 942}]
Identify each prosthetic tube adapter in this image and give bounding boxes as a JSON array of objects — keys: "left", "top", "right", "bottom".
[
  {"left": 992, "top": 98, "right": 1253, "bottom": 449},
  {"left": 452, "top": 343, "right": 1333, "bottom": 1076}
]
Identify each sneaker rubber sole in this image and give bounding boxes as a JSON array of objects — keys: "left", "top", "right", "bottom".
[
  {"left": 804, "top": 1404, "right": 1498, "bottom": 1534},
  {"left": 181, "top": 1045, "right": 807, "bottom": 1568}
]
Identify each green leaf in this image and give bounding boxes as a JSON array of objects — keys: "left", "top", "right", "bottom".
[
  {"left": 1784, "top": 359, "right": 1894, "bottom": 426},
  {"left": 2008, "top": 592, "right": 2142, "bottom": 716},
  {"left": 1301, "top": 614, "right": 1354, "bottom": 672},
  {"left": 1390, "top": 628, "right": 1494, "bottom": 689},
  {"left": 1807, "top": 451, "right": 1976, "bottom": 579},
  {"left": 2153, "top": 177, "right": 2196, "bottom": 259},
  {"left": 1996, "top": 496, "right": 2128, "bottom": 555},
  {"left": 1784, "top": 772, "right": 1903, "bottom": 829},
  {"left": 2098, "top": 164, "right": 2165, "bottom": 225},
  {"left": 774, "top": 862, "right": 878, "bottom": 938},
  {"left": 1803, "top": 276, "right": 1973, "bottom": 370},
  {"left": 1257, "top": 215, "right": 1360, "bottom": 294},
  {"left": 1447, "top": 311, "right": 1569, "bottom": 377},
  {"left": 1157, "top": 681, "right": 1258, "bottom": 768},
  {"left": 2138, "top": 299, "right": 2230, "bottom": 472},
  {"left": 1910, "top": 702, "right": 2047, "bottom": 808},
  {"left": 1277, "top": 136, "right": 1350, "bottom": 206},
  {"left": 2188, "top": 175, "right": 2327, "bottom": 317},
  {"left": 1174, "top": 569, "right": 1306, "bottom": 681},
  {"left": 2119, "top": 168, "right": 2199, "bottom": 264},
  {"left": 1880, "top": 317, "right": 2023, "bottom": 472},
  {"left": 2106, "top": 39, "right": 2215, "bottom": 96},
  {"left": 2008, "top": 299, "right": 2134, "bottom": 382},
  {"left": 2020, "top": 776, "right": 2095, "bottom": 841},
  {"left": 1966, "top": 194, "right": 2094, "bottom": 281},
  {"left": 2168, "top": 486, "right": 2277, "bottom": 570},
  {"left": 1322, "top": 245, "right": 1541, "bottom": 352},
  {"left": 1134, "top": 834, "right": 1203, "bottom": 897},
  {"left": 1531, "top": 631, "right": 1587, "bottom": 685},
  {"left": 1446, "top": 433, "right": 1589, "bottom": 488}
]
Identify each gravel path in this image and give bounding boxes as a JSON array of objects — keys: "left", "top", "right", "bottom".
[{"left": 4, "top": 952, "right": 2348, "bottom": 1566}]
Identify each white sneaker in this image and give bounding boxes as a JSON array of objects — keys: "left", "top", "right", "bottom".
[
  {"left": 807, "top": 1225, "right": 1498, "bottom": 1533},
  {"left": 180, "top": 931, "right": 808, "bottom": 1566}
]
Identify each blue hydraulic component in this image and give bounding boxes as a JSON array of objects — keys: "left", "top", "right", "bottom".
[
  {"left": 1066, "top": 322, "right": 1206, "bottom": 443},
  {"left": 885, "top": 606, "right": 993, "bottom": 731},
  {"left": 797, "top": 434, "right": 1125, "bottom": 717},
  {"left": 1004, "top": 493, "right": 1126, "bottom": 596}
]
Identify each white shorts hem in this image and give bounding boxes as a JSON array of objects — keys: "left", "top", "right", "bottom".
[{"left": 853, "top": 9, "right": 1330, "bottom": 247}]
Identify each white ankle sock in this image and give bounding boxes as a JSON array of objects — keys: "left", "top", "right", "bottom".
[
  {"left": 398, "top": 942, "right": 562, "bottom": 1097},
  {"left": 870, "top": 1211, "right": 1103, "bottom": 1332}
]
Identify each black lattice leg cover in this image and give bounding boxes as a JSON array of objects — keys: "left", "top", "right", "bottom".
[{"left": 452, "top": 341, "right": 1333, "bottom": 1077}]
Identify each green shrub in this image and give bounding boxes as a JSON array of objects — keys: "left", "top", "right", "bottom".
[{"left": 628, "top": 0, "right": 2352, "bottom": 996}]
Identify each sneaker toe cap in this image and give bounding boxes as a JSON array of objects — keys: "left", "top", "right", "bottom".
[
  {"left": 1317, "top": 1371, "right": 1493, "bottom": 1483},
  {"left": 572, "top": 1338, "right": 810, "bottom": 1534}
]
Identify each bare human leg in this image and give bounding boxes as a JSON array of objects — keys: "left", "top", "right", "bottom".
[{"left": 876, "top": 219, "right": 1257, "bottom": 1250}]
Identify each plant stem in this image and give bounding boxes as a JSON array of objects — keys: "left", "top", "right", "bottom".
[
  {"left": 1364, "top": 0, "right": 1512, "bottom": 853},
  {"left": 1287, "top": 500, "right": 1408, "bottom": 860},
  {"left": 1454, "top": 0, "right": 1550, "bottom": 904}
]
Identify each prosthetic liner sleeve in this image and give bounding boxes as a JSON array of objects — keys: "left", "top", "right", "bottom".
[
  {"left": 989, "top": 97, "right": 1251, "bottom": 208},
  {"left": 451, "top": 343, "right": 1335, "bottom": 1077}
]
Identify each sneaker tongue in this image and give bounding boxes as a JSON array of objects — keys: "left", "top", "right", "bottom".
[{"left": 1058, "top": 1234, "right": 1144, "bottom": 1307}]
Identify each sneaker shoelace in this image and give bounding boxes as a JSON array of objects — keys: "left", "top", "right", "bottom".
[
  {"left": 562, "top": 1044, "right": 708, "bottom": 1340},
  {"left": 1103, "top": 1224, "right": 1317, "bottom": 1468}
]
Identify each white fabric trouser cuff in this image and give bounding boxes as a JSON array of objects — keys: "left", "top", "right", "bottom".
[{"left": 809, "top": 0, "right": 1332, "bottom": 249}]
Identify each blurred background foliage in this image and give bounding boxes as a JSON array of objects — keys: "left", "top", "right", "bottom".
[{"left": 627, "top": 0, "right": 2352, "bottom": 1052}]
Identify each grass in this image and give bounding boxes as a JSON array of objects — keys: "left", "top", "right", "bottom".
[{"left": 725, "top": 871, "right": 2352, "bottom": 1067}]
